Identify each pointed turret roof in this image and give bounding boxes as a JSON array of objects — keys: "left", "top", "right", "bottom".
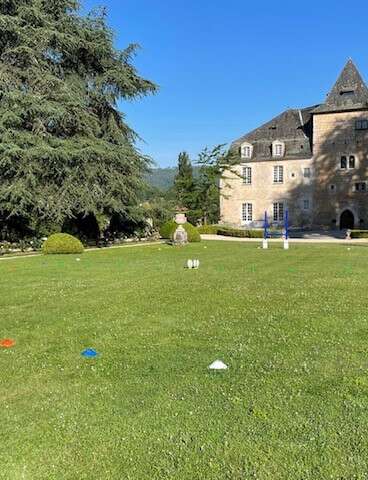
[{"left": 313, "top": 59, "right": 368, "bottom": 113}]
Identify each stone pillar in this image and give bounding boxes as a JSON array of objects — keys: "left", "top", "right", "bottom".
[{"left": 173, "top": 225, "right": 188, "bottom": 246}]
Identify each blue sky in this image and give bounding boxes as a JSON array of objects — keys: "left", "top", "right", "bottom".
[{"left": 83, "top": 0, "right": 368, "bottom": 167}]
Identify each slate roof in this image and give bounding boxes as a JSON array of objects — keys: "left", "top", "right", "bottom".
[
  {"left": 232, "top": 106, "right": 316, "bottom": 161},
  {"left": 313, "top": 59, "right": 368, "bottom": 114},
  {"left": 233, "top": 60, "right": 368, "bottom": 161}
]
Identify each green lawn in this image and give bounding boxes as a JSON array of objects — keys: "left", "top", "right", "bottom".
[{"left": 1, "top": 241, "right": 368, "bottom": 479}]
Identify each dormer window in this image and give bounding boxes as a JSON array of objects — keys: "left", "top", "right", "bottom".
[
  {"left": 241, "top": 143, "right": 253, "bottom": 159},
  {"left": 243, "top": 146, "right": 251, "bottom": 158},
  {"left": 340, "top": 89, "right": 354, "bottom": 96},
  {"left": 275, "top": 144, "right": 282, "bottom": 156},
  {"left": 272, "top": 141, "right": 284, "bottom": 158}
]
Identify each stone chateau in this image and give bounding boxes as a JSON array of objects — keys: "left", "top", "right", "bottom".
[{"left": 220, "top": 60, "right": 368, "bottom": 230}]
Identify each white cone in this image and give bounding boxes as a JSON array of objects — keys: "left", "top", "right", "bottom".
[{"left": 208, "top": 360, "right": 228, "bottom": 370}]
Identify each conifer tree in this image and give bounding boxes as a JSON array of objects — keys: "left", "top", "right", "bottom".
[
  {"left": 173, "top": 151, "right": 194, "bottom": 209},
  {"left": 0, "top": 0, "right": 157, "bottom": 238}
]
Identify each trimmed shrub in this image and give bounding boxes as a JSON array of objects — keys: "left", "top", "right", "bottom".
[
  {"left": 42, "top": 233, "right": 84, "bottom": 254},
  {"left": 247, "top": 229, "right": 264, "bottom": 238},
  {"left": 197, "top": 225, "right": 221, "bottom": 234},
  {"left": 159, "top": 220, "right": 177, "bottom": 240},
  {"left": 217, "top": 227, "right": 263, "bottom": 238},
  {"left": 184, "top": 222, "right": 201, "bottom": 242},
  {"left": 159, "top": 221, "right": 201, "bottom": 242},
  {"left": 217, "top": 227, "right": 247, "bottom": 238},
  {"left": 350, "top": 230, "right": 368, "bottom": 239}
]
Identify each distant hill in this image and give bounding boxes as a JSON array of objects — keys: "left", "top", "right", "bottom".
[
  {"left": 146, "top": 167, "right": 177, "bottom": 191},
  {"left": 146, "top": 167, "right": 200, "bottom": 191}
]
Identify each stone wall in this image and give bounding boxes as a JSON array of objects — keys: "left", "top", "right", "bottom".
[{"left": 312, "top": 111, "right": 368, "bottom": 228}]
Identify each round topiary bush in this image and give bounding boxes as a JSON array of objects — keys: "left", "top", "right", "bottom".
[
  {"left": 159, "top": 221, "right": 201, "bottom": 243},
  {"left": 42, "top": 233, "right": 84, "bottom": 255}
]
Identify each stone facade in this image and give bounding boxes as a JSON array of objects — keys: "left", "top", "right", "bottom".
[
  {"left": 220, "top": 158, "right": 314, "bottom": 228},
  {"left": 221, "top": 60, "right": 368, "bottom": 230},
  {"left": 312, "top": 111, "right": 368, "bottom": 228}
]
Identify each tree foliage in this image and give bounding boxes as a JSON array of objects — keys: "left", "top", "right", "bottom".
[
  {"left": 140, "top": 186, "right": 175, "bottom": 230},
  {"left": 173, "top": 151, "right": 194, "bottom": 209},
  {"left": 171, "top": 145, "right": 239, "bottom": 225},
  {"left": 193, "top": 145, "right": 239, "bottom": 224},
  {"left": 0, "top": 0, "right": 157, "bottom": 239}
]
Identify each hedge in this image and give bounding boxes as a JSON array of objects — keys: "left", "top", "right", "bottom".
[
  {"left": 217, "top": 227, "right": 264, "bottom": 238},
  {"left": 42, "top": 233, "right": 84, "bottom": 254},
  {"left": 350, "top": 230, "right": 368, "bottom": 239},
  {"left": 197, "top": 225, "right": 221, "bottom": 234},
  {"left": 159, "top": 221, "right": 201, "bottom": 242}
]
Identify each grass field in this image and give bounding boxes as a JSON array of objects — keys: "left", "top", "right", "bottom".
[{"left": 1, "top": 241, "right": 368, "bottom": 479}]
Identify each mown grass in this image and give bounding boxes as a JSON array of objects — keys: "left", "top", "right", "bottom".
[{"left": 1, "top": 241, "right": 368, "bottom": 479}]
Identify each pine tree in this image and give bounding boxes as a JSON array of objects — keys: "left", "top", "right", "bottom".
[
  {"left": 173, "top": 151, "right": 194, "bottom": 209},
  {"left": 0, "top": 0, "right": 157, "bottom": 238}
]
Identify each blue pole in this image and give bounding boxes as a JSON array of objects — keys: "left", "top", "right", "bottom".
[
  {"left": 285, "top": 210, "right": 289, "bottom": 240},
  {"left": 264, "top": 211, "right": 269, "bottom": 240}
]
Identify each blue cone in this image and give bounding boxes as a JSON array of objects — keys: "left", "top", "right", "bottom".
[{"left": 81, "top": 348, "right": 99, "bottom": 358}]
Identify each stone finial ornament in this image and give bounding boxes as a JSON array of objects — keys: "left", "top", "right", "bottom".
[
  {"left": 174, "top": 206, "right": 188, "bottom": 225},
  {"left": 175, "top": 213, "right": 187, "bottom": 225}
]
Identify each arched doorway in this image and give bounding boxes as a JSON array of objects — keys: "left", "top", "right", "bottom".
[{"left": 340, "top": 209, "right": 355, "bottom": 230}]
